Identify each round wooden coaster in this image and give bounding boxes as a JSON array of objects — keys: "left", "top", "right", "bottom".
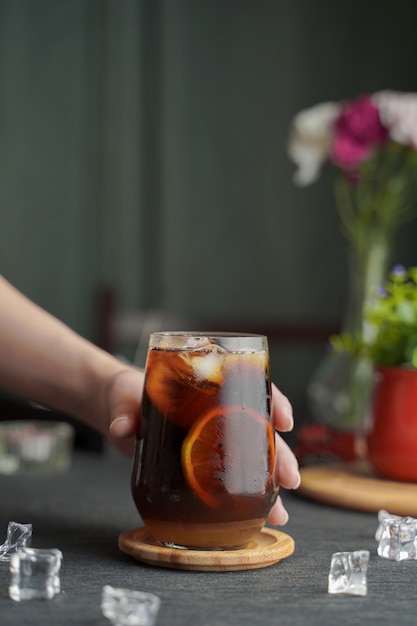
[
  {"left": 118, "top": 526, "right": 294, "bottom": 572},
  {"left": 299, "top": 460, "right": 417, "bottom": 516}
]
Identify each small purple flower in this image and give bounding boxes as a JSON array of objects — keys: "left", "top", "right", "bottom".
[
  {"left": 391, "top": 264, "right": 406, "bottom": 276},
  {"left": 377, "top": 286, "right": 389, "bottom": 297}
]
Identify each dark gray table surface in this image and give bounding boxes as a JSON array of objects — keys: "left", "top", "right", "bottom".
[{"left": 0, "top": 444, "right": 414, "bottom": 626}]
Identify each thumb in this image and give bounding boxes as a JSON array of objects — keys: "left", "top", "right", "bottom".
[{"left": 107, "top": 368, "right": 144, "bottom": 439}]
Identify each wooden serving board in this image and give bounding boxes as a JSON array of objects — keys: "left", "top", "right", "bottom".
[
  {"left": 118, "top": 526, "right": 294, "bottom": 572},
  {"left": 299, "top": 460, "right": 417, "bottom": 516}
]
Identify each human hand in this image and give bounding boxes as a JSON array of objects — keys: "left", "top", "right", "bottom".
[
  {"left": 267, "top": 383, "right": 301, "bottom": 526},
  {"left": 106, "top": 371, "right": 300, "bottom": 525},
  {"left": 105, "top": 367, "right": 145, "bottom": 456}
]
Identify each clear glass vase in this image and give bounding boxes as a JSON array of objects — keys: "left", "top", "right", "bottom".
[{"left": 307, "top": 236, "right": 391, "bottom": 434}]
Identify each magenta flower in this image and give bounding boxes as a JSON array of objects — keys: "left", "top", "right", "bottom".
[
  {"left": 288, "top": 90, "right": 417, "bottom": 185},
  {"left": 330, "top": 96, "right": 388, "bottom": 170}
]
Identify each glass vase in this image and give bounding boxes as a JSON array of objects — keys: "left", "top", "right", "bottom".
[{"left": 307, "top": 235, "right": 391, "bottom": 435}]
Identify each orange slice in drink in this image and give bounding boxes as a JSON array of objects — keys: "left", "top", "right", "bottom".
[
  {"left": 145, "top": 348, "right": 224, "bottom": 429},
  {"left": 181, "top": 406, "right": 275, "bottom": 508}
]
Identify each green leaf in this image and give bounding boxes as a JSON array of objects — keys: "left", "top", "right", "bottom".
[{"left": 396, "top": 300, "right": 417, "bottom": 325}]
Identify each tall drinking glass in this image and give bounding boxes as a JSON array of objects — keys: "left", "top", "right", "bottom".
[{"left": 131, "top": 332, "right": 278, "bottom": 550}]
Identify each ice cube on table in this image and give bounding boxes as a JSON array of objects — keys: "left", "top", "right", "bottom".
[
  {"left": 9, "top": 547, "right": 62, "bottom": 601},
  {"left": 375, "top": 509, "right": 403, "bottom": 541},
  {"left": 377, "top": 515, "right": 417, "bottom": 561},
  {"left": 328, "top": 550, "right": 370, "bottom": 596},
  {"left": 0, "top": 521, "right": 32, "bottom": 562},
  {"left": 101, "top": 585, "right": 161, "bottom": 626}
]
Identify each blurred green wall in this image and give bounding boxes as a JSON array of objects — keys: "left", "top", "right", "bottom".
[
  {"left": 0, "top": 0, "right": 145, "bottom": 339},
  {"left": 1, "top": 0, "right": 417, "bottom": 414}
]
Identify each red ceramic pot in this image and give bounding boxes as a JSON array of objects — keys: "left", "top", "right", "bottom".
[{"left": 367, "top": 366, "right": 417, "bottom": 482}]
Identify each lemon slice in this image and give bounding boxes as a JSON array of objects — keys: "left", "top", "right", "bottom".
[{"left": 181, "top": 406, "right": 275, "bottom": 508}]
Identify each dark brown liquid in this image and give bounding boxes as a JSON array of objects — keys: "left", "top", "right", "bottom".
[{"left": 131, "top": 344, "right": 278, "bottom": 549}]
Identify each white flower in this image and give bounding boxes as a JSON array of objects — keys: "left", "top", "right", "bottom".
[
  {"left": 288, "top": 102, "right": 340, "bottom": 186},
  {"left": 373, "top": 90, "right": 417, "bottom": 148}
]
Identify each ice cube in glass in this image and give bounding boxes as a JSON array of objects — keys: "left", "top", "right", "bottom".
[{"left": 9, "top": 547, "right": 62, "bottom": 601}]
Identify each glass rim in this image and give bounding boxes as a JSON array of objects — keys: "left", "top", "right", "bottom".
[
  {"left": 150, "top": 331, "right": 267, "bottom": 338},
  {"left": 148, "top": 331, "right": 268, "bottom": 351}
]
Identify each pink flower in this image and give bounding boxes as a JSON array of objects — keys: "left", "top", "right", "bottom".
[{"left": 330, "top": 95, "right": 388, "bottom": 170}]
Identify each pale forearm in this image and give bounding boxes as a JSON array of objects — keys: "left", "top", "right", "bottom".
[{"left": 0, "top": 275, "right": 130, "bottom": 432}]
